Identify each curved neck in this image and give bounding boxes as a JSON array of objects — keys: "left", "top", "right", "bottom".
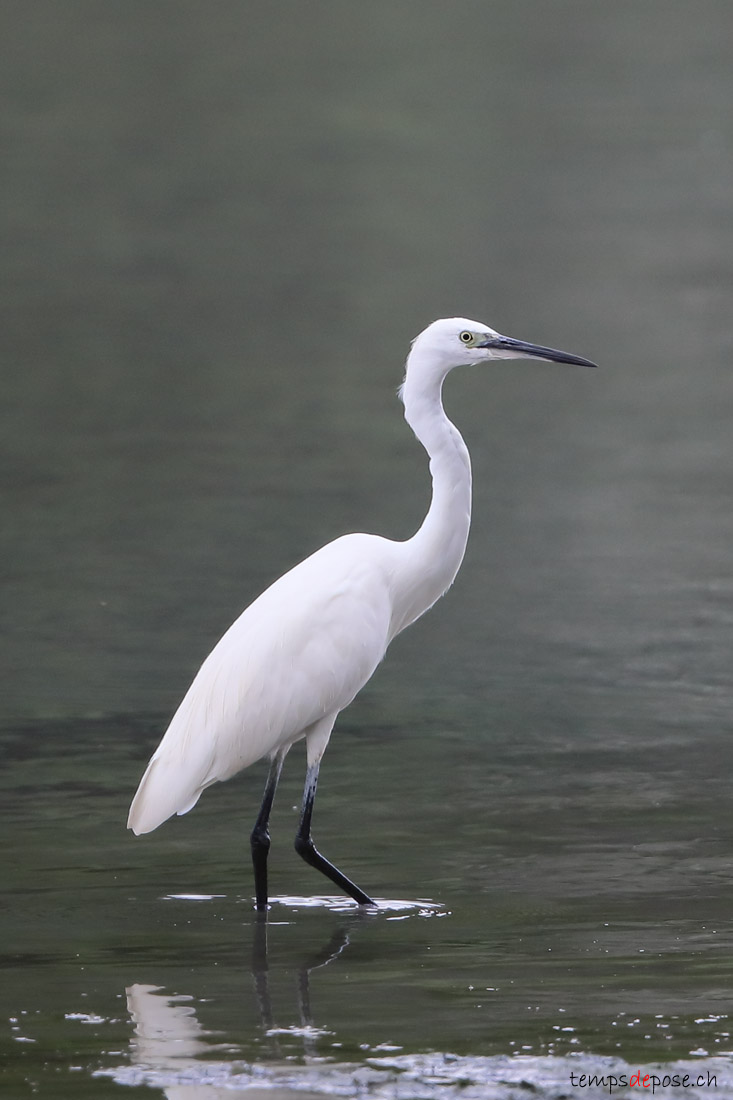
[{"left": 389, "top": 365, "right": 472, "bottom": 638}]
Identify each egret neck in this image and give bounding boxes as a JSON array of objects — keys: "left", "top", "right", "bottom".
[{"left": 388, "top": 347, "right": 472, "bottom": 640}]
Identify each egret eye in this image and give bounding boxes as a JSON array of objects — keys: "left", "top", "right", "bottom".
[{"left": 459, "top": 330, "right": 476, "bottom": 346}]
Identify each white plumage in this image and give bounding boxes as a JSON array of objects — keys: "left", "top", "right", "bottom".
[
  {"left": 128, "top": 317, "right": 595, "bottom": 907},
  {"left": 128, "top": 534, "right": 396, "bottom": 834}
]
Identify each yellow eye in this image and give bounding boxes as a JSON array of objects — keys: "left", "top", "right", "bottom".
[{"left": 459, "top": 330, "right": 475, "bottom": 346}]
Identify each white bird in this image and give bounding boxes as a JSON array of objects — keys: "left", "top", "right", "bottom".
[{"left": 128, "top": 317, "right": 596, "bottom": 909}]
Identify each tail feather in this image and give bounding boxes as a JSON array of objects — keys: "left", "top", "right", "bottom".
[{"left": 127, "top": 755, "right": 207, "bottom": 835}]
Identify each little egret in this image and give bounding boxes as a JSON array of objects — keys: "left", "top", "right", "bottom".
[{"left": 128, "top": 317, "right": 596, "bottom": 909}]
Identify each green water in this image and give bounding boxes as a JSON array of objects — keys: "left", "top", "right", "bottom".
[
  {"left": 3, "top": 1, "right": 733, "bottom": 1096},
  {"left": 3, "top": 716, "right": 733, "bottom": 1095}
]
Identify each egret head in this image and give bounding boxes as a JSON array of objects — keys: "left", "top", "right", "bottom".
[{"left": 408, "top": 316, "right": 597, "bottom": 379}]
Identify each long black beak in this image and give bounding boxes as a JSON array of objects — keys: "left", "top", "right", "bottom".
[{"left": 478, "top": 334, "right": 597, "bottom": 368}]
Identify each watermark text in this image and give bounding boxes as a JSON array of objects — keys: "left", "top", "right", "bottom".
[{"left": 570, "top": 1070, "right": 717, "bottom": 1094}]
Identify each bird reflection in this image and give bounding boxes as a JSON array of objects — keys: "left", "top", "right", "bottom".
[
  {"left": 126, "top": 983, "right": 213, "bottom": 1070},
  {"left": 124, "top": 917, "right": 353, "bottom": 1091},
  {"left": 251, "top": 913, "right": 351, "bottom": 1057}
]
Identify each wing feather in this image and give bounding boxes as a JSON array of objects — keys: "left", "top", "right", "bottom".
[{"left": 128, "top": 534, "right": 396, "bottom": 834}]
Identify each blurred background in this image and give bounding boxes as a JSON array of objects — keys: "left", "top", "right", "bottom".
[{"left": 2, "top": 2, "right": 733, "bottom": 1097}]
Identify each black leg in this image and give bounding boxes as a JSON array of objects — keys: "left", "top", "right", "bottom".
[
  {"left": 250, "top": 749, "right": 286, "bottom": 911},
  {"left": 294, "top": 761, "right": 376, "bottom": 907}
]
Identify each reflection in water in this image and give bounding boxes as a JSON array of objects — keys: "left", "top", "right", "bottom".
[
  {"left": 123, "top": 986, "right": 257, "bottom": 1097},
  {"left": 126, "top": 986, "right": 241, "bottom": 1098},
  {"left": 123, "top": 918, "right": 354, "bottom": 1096},
  {"left": 99, "top": 900, "right": 733, "bottom": 1100},
  {"left": 111, "top": 972, "right": 733, "bottom": 1100},
  {"left": 127, "top": 984, "right": 212, "bottom": 1069},
  {"left": 250, "top": 912, "right": 350, "bottom": 1055}
]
